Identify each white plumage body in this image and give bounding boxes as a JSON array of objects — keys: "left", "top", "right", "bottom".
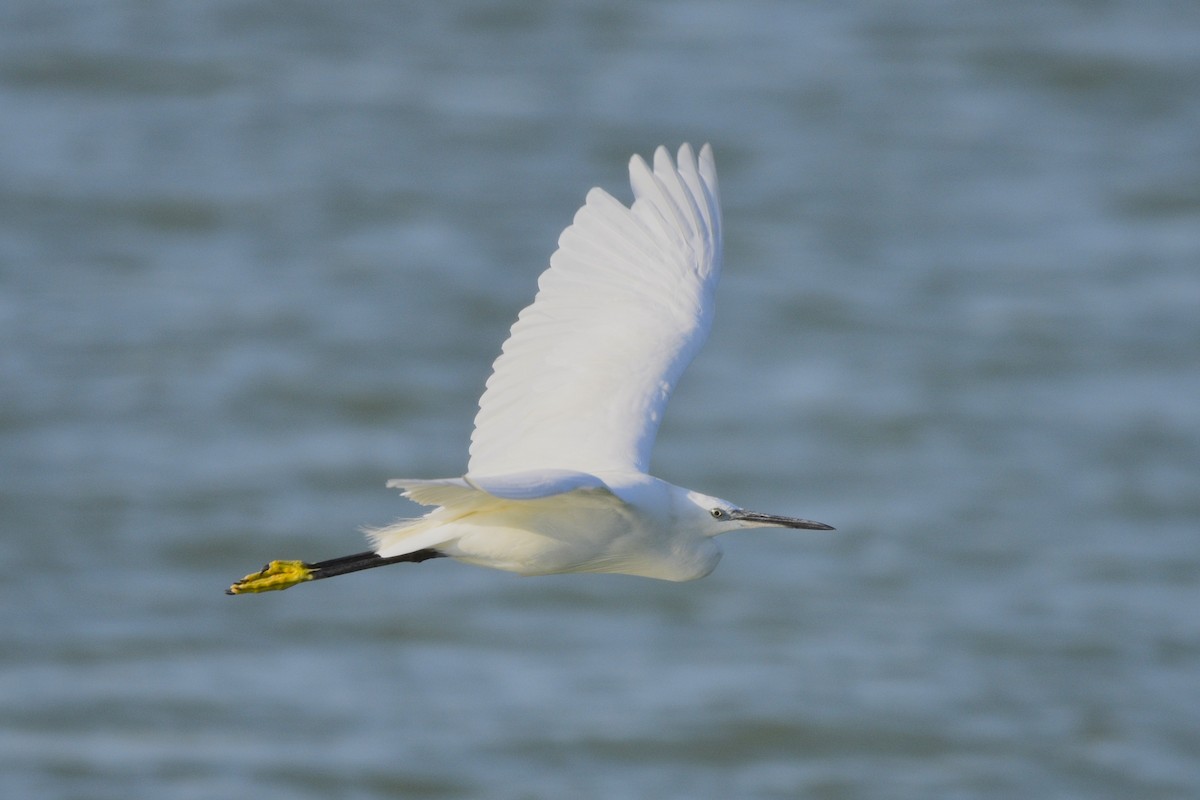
[{"left": 372, "top": 473, "right": 722, "bottom": 581}]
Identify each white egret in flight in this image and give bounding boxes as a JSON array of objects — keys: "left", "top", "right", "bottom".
[{"left": 228, "top": 144, "right": 832, "bottom": 595}]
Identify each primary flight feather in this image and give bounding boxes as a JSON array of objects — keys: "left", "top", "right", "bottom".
[{"left": 228, "top": 144, "right": 831, "bottom": 595}]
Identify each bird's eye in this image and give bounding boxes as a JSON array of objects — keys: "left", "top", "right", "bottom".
[{"left": 710, "top": 508, "right": 727, "bottom": 519}]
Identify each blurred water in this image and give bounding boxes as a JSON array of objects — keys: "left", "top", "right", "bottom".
[{"left": 2, "top": 2, "right": 1199, "bottom": 799}]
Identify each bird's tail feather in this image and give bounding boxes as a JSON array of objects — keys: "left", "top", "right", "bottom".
[{"left": 368, "top": 477, "right": 494, "bottom": 558}]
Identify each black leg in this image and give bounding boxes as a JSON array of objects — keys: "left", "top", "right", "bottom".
[{"left": 308, "top": 548, "right": 445, "bottom": 580}]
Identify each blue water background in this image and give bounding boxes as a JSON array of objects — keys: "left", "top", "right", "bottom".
[{"left": 2, "top": 2, "right": 1198, "bottom": 798}]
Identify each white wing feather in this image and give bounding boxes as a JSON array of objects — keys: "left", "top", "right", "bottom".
[{"left": 468, "top": 143, "right": 722, "bottom": 477}]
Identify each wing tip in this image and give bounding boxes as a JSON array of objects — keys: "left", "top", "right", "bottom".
[{"left": 630, "top": 142, "right": 714, "bottom": 179}]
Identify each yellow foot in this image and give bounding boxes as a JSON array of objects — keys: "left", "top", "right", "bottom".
[{"left": 226, "top": 560, "right": 313, "bottom": 595}]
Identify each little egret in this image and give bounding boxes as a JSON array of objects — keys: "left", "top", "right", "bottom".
[{"left": 227, "top": 143, "right": 832, "bottom": 595}]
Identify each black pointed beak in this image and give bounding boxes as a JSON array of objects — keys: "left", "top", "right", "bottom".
[{"left": 730, "top": 510, "right": 835, "bottom": 530}]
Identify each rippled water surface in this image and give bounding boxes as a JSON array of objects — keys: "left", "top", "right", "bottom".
[{"left": 3, "top": 2, "right": 1198, "bottom": 798}]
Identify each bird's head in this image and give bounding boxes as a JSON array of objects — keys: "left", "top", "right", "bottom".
[{"left": 685, "top": 491, "right": 834, "bottom": 537}]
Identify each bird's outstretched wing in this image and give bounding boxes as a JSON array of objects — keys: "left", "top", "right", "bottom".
[{"left": 468, "top": 143, "right": 722, "bottom": 477}]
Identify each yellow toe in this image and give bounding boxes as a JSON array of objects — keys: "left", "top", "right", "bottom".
[{"left": 226, "top": 560, "right": 314, "bottom": 594}]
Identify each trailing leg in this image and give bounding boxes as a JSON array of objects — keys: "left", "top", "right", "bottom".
[{"left": 226, "top": 548, "right": 444, "bottom": 595}]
